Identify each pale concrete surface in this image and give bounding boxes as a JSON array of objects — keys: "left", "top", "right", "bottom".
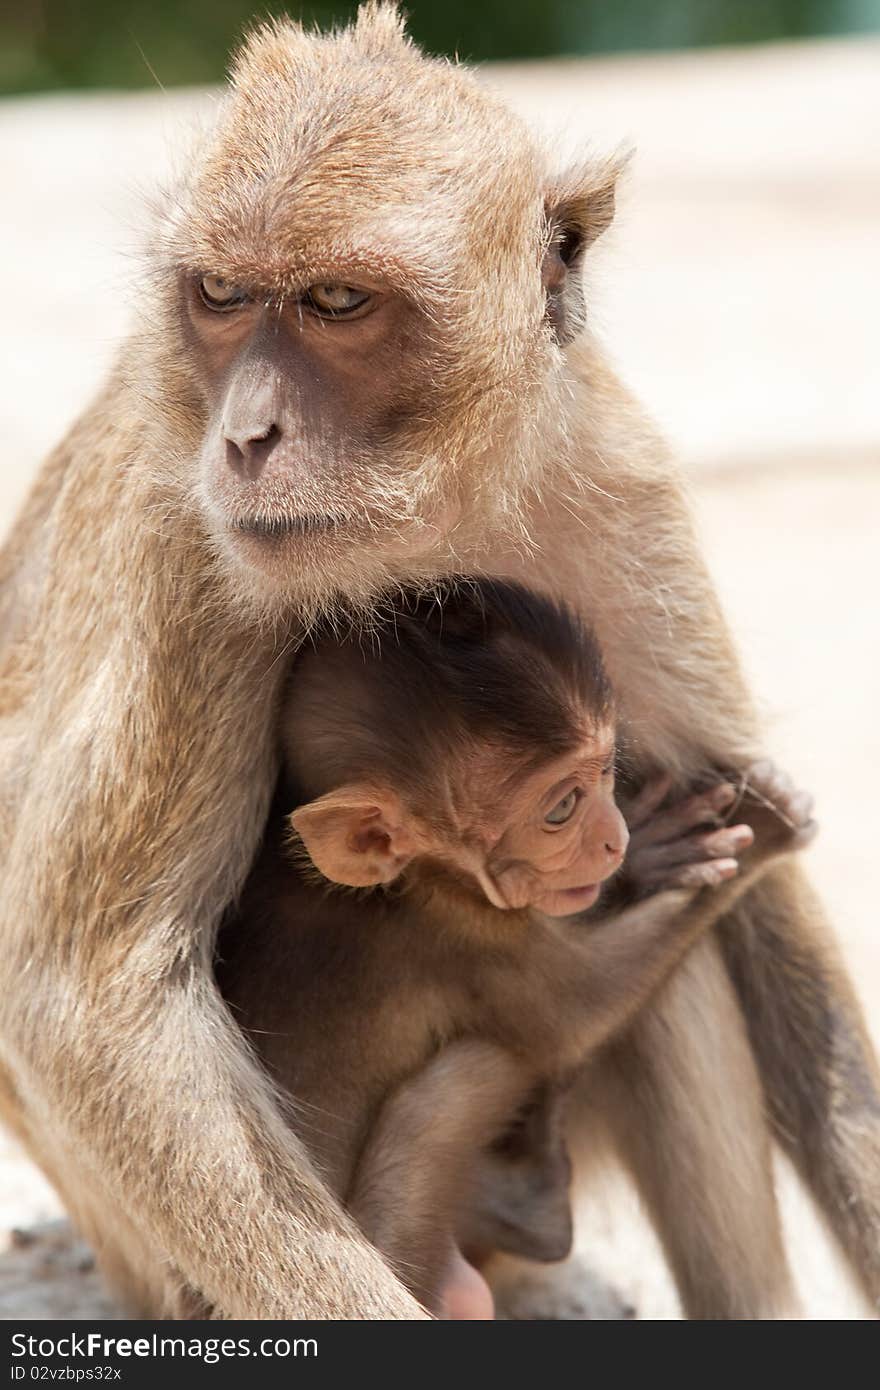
[{"left": 0, "top": 36, "right": 877, "bottom": 1319}]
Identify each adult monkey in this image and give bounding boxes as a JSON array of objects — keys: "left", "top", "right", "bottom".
[{"left": 0, "top": 4, "right": 876, "bottom": 1319}]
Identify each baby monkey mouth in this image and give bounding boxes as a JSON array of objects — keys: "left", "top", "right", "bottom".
[{"left": 232, "top": 515, "right": 344, "bottom": 539}]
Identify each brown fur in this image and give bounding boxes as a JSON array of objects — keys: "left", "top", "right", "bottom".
[
  {"left": 0, "top": 3, "right": 878, "bottom": 1318},
  {"left": 218, "top": 595, "right": 809, "bottom": 1313},
  {"left": 218, "top": 764, "right": 806, "bottom": 1314}
]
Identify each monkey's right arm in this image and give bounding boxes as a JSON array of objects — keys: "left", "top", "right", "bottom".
[
  {"left": 3, "top": 830, "right": 423, "bottom": 1319},
  {"left": 560, "top": 762, "right": 816, "bottom": 1056},
  {"left": 0, "top": 436, "right": 423, "bottom": 1321}
]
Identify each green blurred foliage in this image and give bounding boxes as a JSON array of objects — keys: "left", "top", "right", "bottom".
[{"left": 2, "top": 0, "right": 879, "bottom": 94}]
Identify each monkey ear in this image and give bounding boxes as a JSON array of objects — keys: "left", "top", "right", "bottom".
[
  {"left": 289, "top": 785, "right": 423, "bottom": 888},
  {"left": 542, "top": 150, "right": 631, "bottom": 345}
]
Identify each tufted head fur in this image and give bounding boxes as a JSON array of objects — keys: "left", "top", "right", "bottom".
[{"left": 137, "top": 3, "right": 624, "bottom": 625}]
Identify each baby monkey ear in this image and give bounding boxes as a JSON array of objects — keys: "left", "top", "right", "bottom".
[
  {"left": 289, "top": 785, "right": 422, "bottom": 888},
  {"left": 542, "top": 149, "right": 630, "bottom": 345}
]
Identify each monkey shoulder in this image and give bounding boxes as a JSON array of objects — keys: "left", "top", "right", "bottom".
[{"left": 217, "top": 847, "right": 477, "bottom": 1063}]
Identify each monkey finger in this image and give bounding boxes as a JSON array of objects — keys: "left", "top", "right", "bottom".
[
  {"left": 790, "top": 818, "right": 819, "bottom": 850},
  {"left": 780, "top": 789, "right": 815, "bottom": 828},
  {"left": 742, "top": 767, "right": 814, "bottom": 831},
  {"left": 671, "top": 858, "right": 740, "bottom": 889},
  {"left": 630, "top": 824, "right": 753, "bottom": 883},
  {"left": 743, "top": 758, "right": 782, "bottom": 791},
  {"left": 743, "top": 760, "right": 800, "bottom": 811},
  {"left": 684, "top": 823, "right": 755, "bottom": 861},
  {"left": 625, "top": 775, "right": 673, "bottom": 830},
  {"left": 633, "top": 856, "right": 740, "bottom": 894},
  {"left": 629, "top": 782, "right": 738, "bottom": 847}
]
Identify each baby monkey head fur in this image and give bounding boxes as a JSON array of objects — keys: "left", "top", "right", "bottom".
[{"left": 284, "top": 579, "right": 629, "bottom": 918}]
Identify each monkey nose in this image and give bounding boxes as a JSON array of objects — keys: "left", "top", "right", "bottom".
[
  {"left": 224, "top": 422, "right": 282, "bottom": 481},
  {"left": 604, "top": 817, "right": 630, "bottom": 866}
]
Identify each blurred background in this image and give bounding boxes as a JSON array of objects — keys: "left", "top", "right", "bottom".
[
  {"left": 3, "top": 0, "right": 880, "bottom": 90},
  {"left": 1, "top": 0, "right": 878, "bottom": 1320}
]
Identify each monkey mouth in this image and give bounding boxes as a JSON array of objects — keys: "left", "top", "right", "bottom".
[
  {"left": 537, "top": 883, "right": 601, "bottom": 917},
  {"left": 231, "top": 515, "right": 344, "bottom": 539}
]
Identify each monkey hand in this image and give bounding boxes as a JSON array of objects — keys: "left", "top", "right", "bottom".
[
  {"left": 618, "top": 777, "right": 759, "bottom": 896},
  {"left": 619, "top": 765, "right": 816, "bottom": 898},
  {"left": 728, "top": 759, "right": 818, "bottom": 863}
]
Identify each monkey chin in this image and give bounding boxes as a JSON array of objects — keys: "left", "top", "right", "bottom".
[
  {"left": 204, "top": 483, "right": 472, "bottom": 625},
  {"left": 535, "top": 883, "right": 602, "bottom": 918},
  {"left": 209, "top": 510, "right": 466, "bottom": 626}
]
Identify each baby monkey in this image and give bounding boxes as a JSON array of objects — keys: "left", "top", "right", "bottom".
[{"left": 218, "top": 580, "right": 815, "bottom": 1317}]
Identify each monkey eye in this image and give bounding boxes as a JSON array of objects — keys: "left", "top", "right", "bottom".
[
  {"left": 198, "top": 275, "right": 248, "bottom": 311},
  {"left": 305, "top": 283, "right": 372, "bottom": 318},
  {"left": 554, "top": 224, "right": 585, "bottom": 267},
  {"left": 544, "top": 789, "right": 580, "bottom": 826}
]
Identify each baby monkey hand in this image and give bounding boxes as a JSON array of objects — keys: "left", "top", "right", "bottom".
[{"left": 620, "top": 761, "right": 816, "bottom": 897}]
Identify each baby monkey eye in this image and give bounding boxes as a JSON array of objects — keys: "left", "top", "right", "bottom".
[
  {"left": 305, "top": 283, "right": 371, "bottom": 317},
  {"left": 198, "top": 275, "right": 247, "bottom": 311},
  {"left": 545, "top": 789, "right": 580, "bottom": 826}
]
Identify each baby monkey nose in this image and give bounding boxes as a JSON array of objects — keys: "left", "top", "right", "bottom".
[
  {"left": 603, "top": 813, "right": 630, "bottom": 865},
  {"left": 224, "top": 422, "right": 282, "bottom": 481}
]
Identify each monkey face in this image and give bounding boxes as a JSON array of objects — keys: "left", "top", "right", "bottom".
[
  {"left": 183, "top": 264, "right": 471, "bottom": 611},
  {"left": 480, "top": 727, "right": 629, "bottom": 917},
  {"left": 150, "top": 16, "right": 623, "bottom": 619},
  {"left": 290, "top": 725, "right": 628, "bottom": 912},
  {"left": 286, "top": 725, "right": 627, "bottom": 911}
]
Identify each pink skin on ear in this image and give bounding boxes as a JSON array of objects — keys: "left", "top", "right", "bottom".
[{"left": 290, "top": 784, "right": 422, "bottom": 887}]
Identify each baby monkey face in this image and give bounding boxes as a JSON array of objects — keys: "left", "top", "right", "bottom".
[
  {"left": 481, "top": 725, "right": 628, "bottom": 917},
  {"left": 289, "top": 725, "right": 627, "bottom": 917}
]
